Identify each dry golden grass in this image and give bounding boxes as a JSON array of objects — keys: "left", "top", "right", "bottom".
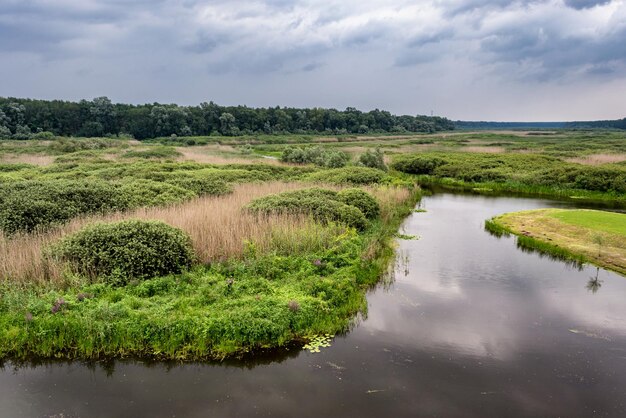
[
  {"left": 0, "top": 154, "right": 55, "bottom": 166},
  {"left": 460, "top": 146, "right": 506, "bottom": 154},
  {"left": 567, "top": 154, "right": 626, "bottom": 165},
  {"left": 0, "top": 182, "right": 333, "bottom": 285},
  {"left": 176, "top": 146, "right": 284, "bottom": 165},
  {"left": 367, "top": 186, "right": 412, "bottom": 224}
]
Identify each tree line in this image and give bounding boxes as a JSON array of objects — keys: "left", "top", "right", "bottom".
[
  {"left": 0, "top": 97, "right": 455, "bottom": 140},
  {"left": 564, "top": 118, "right": 626, "bottom": 130}
]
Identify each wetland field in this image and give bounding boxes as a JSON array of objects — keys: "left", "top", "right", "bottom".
[{"left": 1, "top": 128, "right": 626, "bottom": 416}]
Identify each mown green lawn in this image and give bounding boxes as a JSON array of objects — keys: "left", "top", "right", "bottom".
[{"left": 550, "top": 210, "right": 626, "bottom": 236}]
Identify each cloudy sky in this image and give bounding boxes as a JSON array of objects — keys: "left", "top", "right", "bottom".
[{"left": 1, "top": 0, "right": 625, "bottom": 121}]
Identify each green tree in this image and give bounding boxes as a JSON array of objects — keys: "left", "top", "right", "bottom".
[{"left": 219, "top": 112, "right": 238, "bottom": 136}]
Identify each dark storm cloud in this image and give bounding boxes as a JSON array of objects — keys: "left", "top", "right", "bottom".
[
  {"left": 564, "top": 0, "right": 611, "bottom": 9},
  {"left": 0, "top": 0, "right": 625, "bottom": 120}
]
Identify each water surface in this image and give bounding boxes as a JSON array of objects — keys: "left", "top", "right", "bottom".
[{"left": 2, "top": 193, "right": 626, "bottom": 417}]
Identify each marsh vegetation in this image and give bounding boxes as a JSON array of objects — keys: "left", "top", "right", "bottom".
[{"left": 1, "top": 127, "right": 625, "bottom": 361}]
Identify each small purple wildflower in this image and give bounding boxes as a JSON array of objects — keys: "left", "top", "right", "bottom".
[
  {"left": 287, "top": 300, "right": 300, "bottom": 312},
  {"left": 51, "top": 298, "right": 67, "bottom": 314},
  {"left": 313, "top": 259, "right": 323, "bottom": 267},
  {"left": 24, "top": 312, "right": 33, "bottom": 323}
]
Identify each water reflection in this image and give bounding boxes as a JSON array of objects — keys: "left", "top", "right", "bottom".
[
  {"left": 587, "top": 267, "right": 603, "bottom": 294},
  {"left": 2, "top": 192, "right": 626, "bottom": 418}
]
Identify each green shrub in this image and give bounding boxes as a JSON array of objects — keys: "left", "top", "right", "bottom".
[
  {"left": 0, "top": 180, "right": 128, "bottom": 234},
  {"left": 246, "top": 188, "right": 371, "bottom": 230},
  {"left": 165, "top": 177, "right": 233, "bottom": 196},
  {"left": 281, "top": 146, "right": 349, "bottom": 168},
  {"left": 392, "top": 155, "right": 446, "bottom": 174},
  {"left": 358, "top": 148, "right": 387, "bottom": 171},
  {"left": 337, "top": 188, "right": 380, "bottom": 219},
  {"left": 306, "top": 166, "right": 386, "bottom": 185},
  {"left": 0, "top": 196, "right": 77, "bottom": 234},
  {"left": 116, "top": 179, "right": 196, "bottom": 207},
  {"left": 32, "top": 131, "right": 56, "bottom": 140},
  {"left": 52, "top": 220, "right": 195, "bottom": 284}
]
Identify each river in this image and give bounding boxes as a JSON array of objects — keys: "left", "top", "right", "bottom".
[{"left": 2, "top": 192, "right": 626, "bottom": 417}]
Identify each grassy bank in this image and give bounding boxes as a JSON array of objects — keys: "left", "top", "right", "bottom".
[{"left": 486, "top": 209, "right": 626, "bottom": 276}]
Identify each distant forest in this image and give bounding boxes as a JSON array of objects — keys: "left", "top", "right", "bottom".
[
  {"left": 565, "top": 118, "right": 626, "bottom": 130},
  {"left": 456, "top": 119, "right": 626, "bottom": 130},
  {"left": 0, "top": 97, "right": 455, "bottom": 140}
]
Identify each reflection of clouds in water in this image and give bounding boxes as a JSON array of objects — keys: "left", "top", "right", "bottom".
[
  {"left": 362, "top": 193, "right": 626, "bottom": 361},
  {"left": 539, "top": 266, "right": 626, "bottom": 336}
]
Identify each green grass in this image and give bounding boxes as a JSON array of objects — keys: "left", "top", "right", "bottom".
[
  {"left": 486, "top": 209, "right": 626, "bottom": 276},
  {"left": 550, "top": 210, "right": 626, "bottom": 236}
]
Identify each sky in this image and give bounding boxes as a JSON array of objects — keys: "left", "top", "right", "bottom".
[{"left": 1, "top": 0, "right": 625, "bottom": 121}]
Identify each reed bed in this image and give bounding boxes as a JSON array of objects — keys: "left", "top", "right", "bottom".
[
  {"left": 0, "top": 154, "right": 55, "bottom": 166},
  {"left": 0, "top": 182, "right": 337, "bottom": 285},
  {"left": 176, "top": 146, "right": 284, "bottom": 165},
  {"left": 566, "top": 153, "right": 626, "bottom": 165}
]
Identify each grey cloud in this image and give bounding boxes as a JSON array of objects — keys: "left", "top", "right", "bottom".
[
  {"left": 564, "top": 0, "right": 611, "bottom": 10},
  {"left": 0, "top": 0, "right": 625, "bottom": 120},
  {"left": 479, "top": 23, "right": 626, "bottom": 81},
  {"left": 407, "top": 30, "right": 456, "bottom": 48}
]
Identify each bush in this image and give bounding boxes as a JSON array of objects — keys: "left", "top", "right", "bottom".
[
  {"left": 0, "top": 180, "right": 128, "bottom": 234},
  {"left": 246, "top": 187, "right": 372, "bottom": 230},
  {"left": 0, "top": 126, "right": 11, "bottom": 138},
  {"left": 306, "top": 166, "right": 386, "bottom": 185},
  {"left": 280, "top": 146, "right": 349, "bottom": 168},
  {"left": 32, "top": 131, "right": 56, "bottom": 140},
  {"left": 116, "top": 179, "right": 195, "bottom": 207},
  {"left": 392, "top": 155, "right": 446, "bottom": 174},
  {"left": 165, "top": 177, "right": 233, "bottom": 196},
  {"left": 52, "top": 220, "right": 195, "bottom": 284},
  {"left": 358, "top": 148, "right": 387, "bottom": 171},
  {"left": 0, "top": 196, "right": 77, "bottom": 234},
  {"left": 337, "top": 188, "right": 380, "bottom": 219}
]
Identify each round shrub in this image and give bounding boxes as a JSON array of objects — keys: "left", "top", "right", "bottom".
[
  {"left": 305, "top": 198, "right": 367, "bottom": 230},
  {"left": 52, "top": 220, "right": 195, "bottom": 285},
  {"left": 392, "top": 155, "right": 446, "bottom": 174},
  {"left": 247, "top": 188, "right": 368, "bottom": 230},
  {"left": 306, "top": 167, "right": 386, "bottom": 185},
  {"left": 337, "top": 188, "right": 380, "bottom": 219}
]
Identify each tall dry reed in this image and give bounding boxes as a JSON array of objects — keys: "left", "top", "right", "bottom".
[{"left": 0, "top": 182, "right": 322, "bottom": 285}]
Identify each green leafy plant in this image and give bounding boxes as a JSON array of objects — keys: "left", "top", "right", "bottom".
[{"left": 52, "top": 220, "right": 195, "bottom": 285}]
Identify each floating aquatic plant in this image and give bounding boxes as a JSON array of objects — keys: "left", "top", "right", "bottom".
[{"left": 303, "top": 334, "right": 334, "bottom": 353}]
